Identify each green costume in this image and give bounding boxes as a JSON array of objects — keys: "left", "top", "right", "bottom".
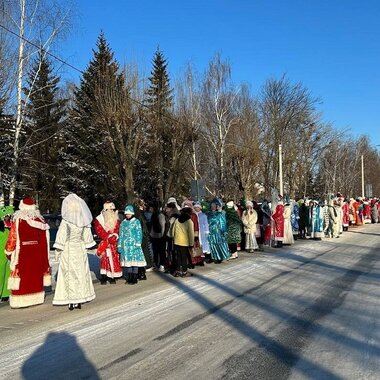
[{"left": 0, "top": 206, "right": 14, "bottom": 299}]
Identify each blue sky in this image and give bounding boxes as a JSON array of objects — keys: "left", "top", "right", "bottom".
[{"left": 60, "top": 0, "right": 380, "bottom": 147}]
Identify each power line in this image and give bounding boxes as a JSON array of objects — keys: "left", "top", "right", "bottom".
[
  {"left": 0, "top": 22, "right": 84, "bottom": 75},
  {"left": 0, "top": 22, "right": 183, "bottom": 127}
]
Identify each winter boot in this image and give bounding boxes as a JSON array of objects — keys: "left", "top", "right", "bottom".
[
  {"left": 138, "top": 268, "right": 147, "bottom": 280},
  {"left": 100, "top": 274, "right": 107, "bottom": 285},
  {"left": 109, "top": 278, "right": 116, "bottom": 284},
  {"left": 129, "top": 273, "right": 138, "bottom": 285},
  {"left": 125, "top": 273, "right": 132, "bottom": 284}
]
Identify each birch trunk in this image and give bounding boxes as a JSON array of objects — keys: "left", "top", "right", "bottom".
[{"left": 9, "top": 0, "right": 26, "bottom": 206}]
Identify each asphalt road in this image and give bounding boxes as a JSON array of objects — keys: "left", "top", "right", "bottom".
[{"left": 1, "top": 223, "right": 379, "bottom": 380}]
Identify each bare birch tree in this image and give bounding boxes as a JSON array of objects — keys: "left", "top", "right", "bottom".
[
  {"left": 2, "top": 0, "right": 74, "bottom": 205},
  {"left": 200, "top": 53, "right": 241, "bottom": 197}
]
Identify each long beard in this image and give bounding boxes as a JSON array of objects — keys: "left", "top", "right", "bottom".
[{"left": 103, "top": 209, "right": 118, "bottom": 231}]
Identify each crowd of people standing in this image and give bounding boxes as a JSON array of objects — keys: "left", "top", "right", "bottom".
[{"left": 0, "top": 192, "right": 379, "bottom": 310}]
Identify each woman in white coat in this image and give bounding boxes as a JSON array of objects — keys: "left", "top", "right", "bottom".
[
  {"left": 283, "top": 202, "right": 294, "bottom": 245},
  {"left": 53, "top": 194, "right": 96, "bottom": 310},
  {"left": 242, "top": 201, "right": 259, "bottom": 252}
]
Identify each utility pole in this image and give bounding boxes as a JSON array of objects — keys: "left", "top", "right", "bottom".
[
  {"left": 361, "top": 155, "right": 365, "bottom": 198},
  {"left": 279, "top": 144, "right": 284, "bottom": 196}
]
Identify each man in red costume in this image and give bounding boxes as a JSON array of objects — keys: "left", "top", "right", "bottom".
[
  {"left": 272, "top": 196, "right": 285, "bottom": 248},
  {"left": 342, "top": 199, "right": 350, "bottom": 231},
  {"left": 94, "top": 201, "right": 122, "bottom": 284},
  {"left": 5, "top": 197, "right": 51, "bottom": 308}
]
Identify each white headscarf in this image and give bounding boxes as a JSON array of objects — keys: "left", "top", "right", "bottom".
[{"left": 61, "top": 194, "right": 93, "bottom": 227}]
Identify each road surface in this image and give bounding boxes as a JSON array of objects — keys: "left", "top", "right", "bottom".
[{"left": 1, "top": 224, "right": 379, "bottom": 380}]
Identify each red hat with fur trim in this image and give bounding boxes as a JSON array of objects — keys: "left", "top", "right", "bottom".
[{"left": 19, "top": 197, "right": 36, "bottom": 211}]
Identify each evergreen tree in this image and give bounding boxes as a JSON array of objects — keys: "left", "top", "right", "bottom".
[
  {"left": 59, "top": 33, "right": 123, "bottom": 210},
  {"left": 143, "top": 48, "right": 175, "bottom": 203},
  {"left": 59, "top": 32, "right": 144, "bottom": 210},
  {"left": 22, "top": 51, "right": 66, "bottom": 212}
]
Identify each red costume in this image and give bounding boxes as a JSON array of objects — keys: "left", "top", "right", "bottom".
[
  {"left": 190, "top": 211, "right": 203, "bottom": 265},
  {"left": 94, "top": 202, "right": 122, "bottom": 281},
  {"left": 5, "top": 198, "right": 50, "bottom": 308},
  {"left": 353, "top": 201, "right": 362, "bottom": 226},
  {"left": 342, "top": 201, "right": 350, "bottom": 230},
  {"left": 272, "top": 203, "right": 285, "bottom": 242},
  {"left": 363, "top": 202, "right": 371, "bottom": 224}
]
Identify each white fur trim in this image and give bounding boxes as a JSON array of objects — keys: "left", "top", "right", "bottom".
[
  {"left": 44, "top": 274, "right": 52, "bottom": 287},
  {"left": 13, "top": 209, "right": 42, "bottom": 221},
  {"left": 53, "top": 242, "right": 64, "bottom": 250},
  {"left": 52, "top": 293, "right": 96, "bottom": 306},
  {"left": 19, "top": 199, "right": 36, "bottom": 211},
  {"left": 121, "top": 260, "right": 147, "bottom": 267},
  {"left": 7, "top": 276, "right": 20, "bottom": 290},
  {"left": 27, "top": 219, "right": 49, "bottom": 231},
  {"left": 100, "top": 269, "right": 123, "bottom": 278},
  {"left": 10, "top": 291, "right": 45, "bottom": 308}
]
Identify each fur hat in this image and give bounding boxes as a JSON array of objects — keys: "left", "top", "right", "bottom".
[
  {"left": 19, "top": 197, "right": 36, "bottom": 211},
  {"left": 246, "top": 201, "right": 253, "bottom": 208},
  {"left": 167, "top": 197, "right": 177, "bottom": 205},
  {"left": 181, "top": 200, "right": 193, "bottom": 209},
  {"left": 103, "top": 201, "right": 116, "bottom": 211},
  {"left": 211, "top": 198, "right": 222, "bottom": 207},
  {"left": 193, "top": 201, "right": 202, "bottom": 209},
  {"left": 226, "top": 201, "right": 234, "bottom": 208},
  {"left": 124, "top": 204, "right": 135, "bottom": 215}
]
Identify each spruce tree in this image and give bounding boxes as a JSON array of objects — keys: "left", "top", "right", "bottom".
[
  {"left": 59, "top": 32, "right": 125, "bottom": 210},
  {"left": 143, "top": 48, "right": 174, "bottom": 203},
  {"left": 22, "top": 51, "right": 66, "bottom": 212}
]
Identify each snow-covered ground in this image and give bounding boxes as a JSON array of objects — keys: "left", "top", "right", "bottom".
[{"left": 0, "top": 224, "right": 379, "bottom": 380}]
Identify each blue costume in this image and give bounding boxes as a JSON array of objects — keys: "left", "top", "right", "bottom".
[
  {"left": 291, "top": 202, "right": 299, "bottom": 233},
  {"left": 118, "top": 205, "right": 147, "bottom": 268},
  {"left": 207, "top": 210, "right": 230, "bottom": 262}
]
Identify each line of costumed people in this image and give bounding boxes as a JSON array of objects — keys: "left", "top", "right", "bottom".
[{"left": 1, "top": 192, "right": 379, "bottom": 310}]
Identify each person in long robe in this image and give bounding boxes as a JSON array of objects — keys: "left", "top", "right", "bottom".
[
  {"left": 53, "top": 194, "right": 96, "bottom": 310},
  {"left": 283, "top": 202, "right": 294, "bottom": 245},
  {"left": 0, "top": 206, "right": 14, "bottom": 302},
  {"left": 242, "top": 201, "right": 259, "bottom": 252},
  {"left": 225, "top": 201, "right": 242, "bottom": 259},
  {"left": 193, "top": 202, "right": 210, "bottom": 262},
  {"left": 94, "top": 201, "right": 122, "bottom": 284},
  {"left": 342, "top": 199, "right": 350, "bottom": 231},
  {"left": 290, "top": 200, "right": 299, "bottom": 240},
  {"left": 134, "top": 200, "right": 153, "bottom": 280},
  {"left": 363, "top": 201, "right": 372, "bottom": 224},
  {"left": 261, "top": 200, "right": 272, "bottom": 246},
  {"left": 298, "top": 200, "right": 308, "bottom": 239},
  {"left": 308, "top": 201, "right": 324, "bottom": 239},
  {"left": 272, "top": 200, "right": 285, "bottom": 247},
  {"left": 336, "top": 193, "right": 345, "bottom": 234},
  {"left": 370, "top": 199, "right": 379, "bottom": 224},
  {"left": 6, "top": 198, "right": 51, "bottom": 309},
  {"left": 326, "top": 199, "right": 339, "bottom": 238},
  {"left": 356, "top": 199, "right": 364, "bottom": 225},
  {"left": 118, "top": 205, "right": 147, "bottom": 285},
  {"left": 349, "top": 198, "right": 356, "bottom": 226},
  {"left": 182, "top": 199, "right": 202, "bottom": 267},
  {"left": 207, "top": 199, "right": 230, "bottom": 263}
]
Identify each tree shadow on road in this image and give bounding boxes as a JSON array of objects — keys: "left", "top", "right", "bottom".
[
  {"left": 273, "top": 249, "right": 380, "bottom": 281},
  {"left": 157, "top": 272, "right": 345, "bottom": 380},
  {"left": 346, "top": 230, "right": 380, "bottom": 236},
  {"left": 22, "top": 331, "right": 100, "bottom": 380},
  {"left": 155, "top": 240, "right": 380, "bottom": 380}
]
